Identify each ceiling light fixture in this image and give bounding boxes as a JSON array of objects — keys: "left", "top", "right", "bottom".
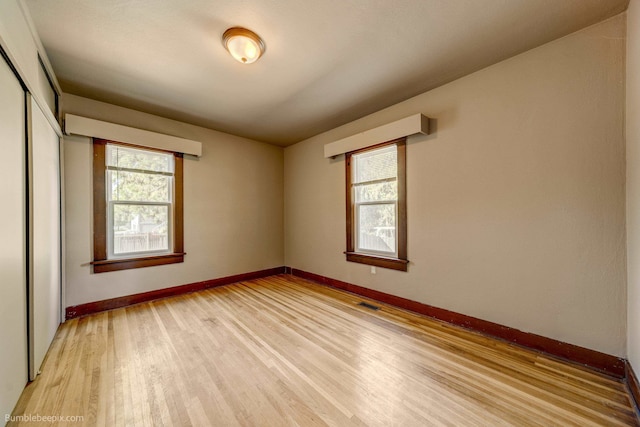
[{"left": 222, "top": 27, "right": 265, "bottom": 64}]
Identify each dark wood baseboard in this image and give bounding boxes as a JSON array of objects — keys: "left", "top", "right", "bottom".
[
  {"left": 65, "top": 266, "right": 286, "bottom": 319},
  {"left": 627, "top": 361, "right": 640, "bottom": 417},
  {"left": 289, "top": 268, "right": 626, "bottom": 378},
  {"left": 64, "top": 265, "right": 629, "bottom": 381}
]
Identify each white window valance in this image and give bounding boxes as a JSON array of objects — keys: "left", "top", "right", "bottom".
[
  {"left": 323, "top": 113, "right": 429, "bottom": 158},
  {"left": 64, "top": 114, "right": 202, "bottom": 157}
]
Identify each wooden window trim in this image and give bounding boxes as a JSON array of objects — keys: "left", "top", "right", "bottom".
[
  {"left": 345, "top": 137, "right": 408, "bottom": 271},
  {"left": 92, "top": 139, "right": 184, "bottom": 273}
]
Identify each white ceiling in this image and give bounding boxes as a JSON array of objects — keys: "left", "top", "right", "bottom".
[{"left": 26, "top": 0, "right": 628, "bottom": 146}]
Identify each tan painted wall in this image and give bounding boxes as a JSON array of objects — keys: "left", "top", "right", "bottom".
[
  {"left": 63, "top": 95, "right": 284, "bottom": 307},
  {"left": 627, "top": 0, "right": 640, "bottom": 373},
  {"left": 285, "top": 15, "right": 627, "bottom": 357}
]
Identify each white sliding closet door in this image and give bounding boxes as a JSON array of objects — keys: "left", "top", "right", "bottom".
[
  {"left": 30, "top": 97, "right": 61, "bottom": 378},
  {"left": 0, "top": 55, "right": 28, "bottom": 417}
]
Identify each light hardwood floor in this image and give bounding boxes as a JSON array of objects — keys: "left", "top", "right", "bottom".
[{"left": 9, "top": 275, "right": 640, "bottom": 426}]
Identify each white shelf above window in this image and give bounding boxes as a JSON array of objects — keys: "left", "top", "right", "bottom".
[
  {"left": 324, "top": 113, "right": 429, "bottom": 158},
  {"left": 65, "top": 114, "right": 202, "bottom": 157}
]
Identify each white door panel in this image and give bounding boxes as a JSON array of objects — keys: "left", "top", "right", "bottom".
[
  {"left": 31, "top": 97, "right": 61, "bottom": 378},
  {"left": 0, "top": 54, "right": 28, "bottom": 418}
]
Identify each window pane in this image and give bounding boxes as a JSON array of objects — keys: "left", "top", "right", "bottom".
[
  {"left": 112, "top": 204, "right": 169, "bottom": 254},
  {"left": 107, "top": 144, "right": 173, "bottom": 173},
  {"left": 355, "top": 181, "right": 397, "bottom": 203},
  {"left": 357, "top": 204, "right": 396, "bottom": 254},
  {"left": 109, "top": 170, "right": 170, "bottom": 202},
  {"left": 353, "top": 145, "right": 396, "bottom": 184}
]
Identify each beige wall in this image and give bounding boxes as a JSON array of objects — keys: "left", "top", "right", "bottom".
[
  {"left": 627, "top": 0, "right": 640, "bottom": 373},
  {"left": 63, "top": 95, "right": 284, "bottom": 307},
  {"left": 285, "top": 15, "right": 627, "bottom": 357}
]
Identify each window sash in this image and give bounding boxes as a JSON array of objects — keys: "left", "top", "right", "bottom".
[
  {"left": 355, "top": 201, "right": 398, "bottom": 257},
  {"left": 352, "top": 144, "right": 398, "bottom": 257},
  {"left": 107, "top": 201, "right": 173, "bottom": 258},
  {"left": 107, "top": 165, "right": 174, "bottom": 177},
  {"left": 106, "top": 142, "right": 175, "bottom": 259},
  {"left": 352, "top": 177, "right": 397, "bottom": 187}
]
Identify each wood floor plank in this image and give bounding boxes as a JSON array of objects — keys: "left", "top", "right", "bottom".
[{"left": 9, "top": 274, "right": 640, "bottom": 426}]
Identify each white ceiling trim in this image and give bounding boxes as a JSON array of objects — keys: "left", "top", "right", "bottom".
[
  {"left": 324, "top": 114, "right": 430, "bottom": 158},
  {"left": 65, "top": 114, "right": 202, "bottom": 157}
]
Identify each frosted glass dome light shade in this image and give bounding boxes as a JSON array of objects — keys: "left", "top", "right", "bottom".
[{"left": 222, "top": 27, "right": 265, "bottom": 64}]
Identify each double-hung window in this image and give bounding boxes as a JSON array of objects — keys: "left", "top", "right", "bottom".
[
  {"left": 92, "top": 139, "right": 184, "bottom": 273},
  {"left": 345, "top": 138, "right": 408, "bottom": 271}
]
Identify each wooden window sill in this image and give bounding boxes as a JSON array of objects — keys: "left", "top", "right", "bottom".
[
  {"left": 345, "top": 252, "right": 408, "bottom": 271},
  {"left": 91, "top": 253, "right": 185, "bottom": 273}
]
